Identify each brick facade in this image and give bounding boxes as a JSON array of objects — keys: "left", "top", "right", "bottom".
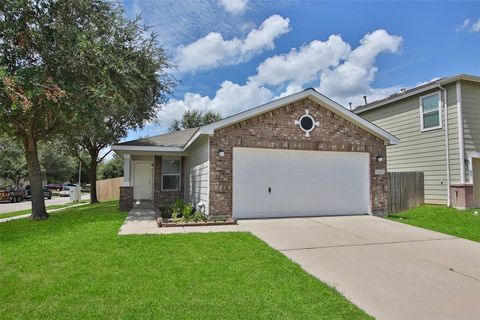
[
  {"left": 119, "top": 186, "right": 134, "bottom": 211},
  {"left": 209, "top": 97, "right": 389, "bottom": 217},
  {"left": 154, "top": 155, "right": 186, "bottom": 208}
]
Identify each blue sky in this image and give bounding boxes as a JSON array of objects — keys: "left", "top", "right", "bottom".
[{"left": 120, "top": 0, "right": 480, "bottom": 142}]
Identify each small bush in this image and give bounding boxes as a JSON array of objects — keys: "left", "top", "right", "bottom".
[
  {"left": 160, "top": 207, "right": 172, "bottom": 220},
  {"left": 182, "top": 203, "right": 194, "bottom": 222},
  {"left": 193, "top": 211, "right": 206, "bottom": 222}
]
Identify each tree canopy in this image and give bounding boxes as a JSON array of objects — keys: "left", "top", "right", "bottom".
[
  {"left": 0, "top": 0, "right": 174, "bottom": 217},
  {"left": 0, "top": 135, "right": 28, "bottom": 189},
  {"left": 169, "top": 110, "right": 222, "bottom": 132}
]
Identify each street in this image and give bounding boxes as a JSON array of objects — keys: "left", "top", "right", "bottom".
[{"left": 0, "top": 194, "right": 90, "bottom": 214}]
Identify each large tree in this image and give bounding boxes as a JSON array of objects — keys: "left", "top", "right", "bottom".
[
  {"left": 0, "top": 0, "right": 173, "bottom": 217},
  {"left": 169, "top": 110, "right": 222, "bottom": 132},
  {"left": 39, "top": 141, "right": 78, "bottom": 184},
  {"left": 0, "top": 136, "right": 28, "bottom": 189},
  {"left": 62, "top": 2, "right": 174, "bottom": 204}
]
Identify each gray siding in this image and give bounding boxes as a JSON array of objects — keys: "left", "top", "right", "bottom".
[
  {"left": 359, "top": 83, "right": 459, "bottom": 205},
  {"left": 462, "top": 80, "right": 480, "bottom": 182},
  {"left": 185, "top": 135, "right": 209, "bottom": 214}
]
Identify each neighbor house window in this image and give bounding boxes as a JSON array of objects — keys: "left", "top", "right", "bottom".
[
  {"left": 420, "top": 92, "right": 442, "bottom": 131},
  {"left": 162, "top": 159, "right": 181, "bottom": 191}
]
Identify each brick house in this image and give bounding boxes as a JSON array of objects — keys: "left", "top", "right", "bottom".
[{"left": 112, "top": 89, "right": 398, "bottom": 218}]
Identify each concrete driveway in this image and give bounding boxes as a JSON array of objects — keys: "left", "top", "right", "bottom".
[{"left": 240, "top": 215, "right": 480, "bottom": 320}]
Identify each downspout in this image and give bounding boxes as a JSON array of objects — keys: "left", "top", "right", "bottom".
[
  {"left": 438, "top": 85, "right": 451, "bottom": 206},
  {"left": 456, "top": 81, "right": 466, "bottom": 183}
]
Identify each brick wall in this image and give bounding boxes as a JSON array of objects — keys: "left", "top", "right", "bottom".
[
  {"left": 209, "top": 97, "right": 388, "bottom": 217},
  {"left": 154, "top": 155, "right": 186, "bottom": 208},
  {"left": 119, "top": 186, "right": 133, "bottom": 211}
]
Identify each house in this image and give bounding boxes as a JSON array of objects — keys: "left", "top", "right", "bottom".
[
  {"left": 355, "top": 74, "right": 480, "bottom": 209},
  {"left": 112, "top": 89, "right": 398, "bottom": 219}
]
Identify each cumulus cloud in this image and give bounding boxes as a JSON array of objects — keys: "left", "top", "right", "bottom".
[
  {"left": 472, "top": 19, "right": 480, "bottom": 32},
  {"left": 158, "top": 81, "right": 273, "bottom": 128},
  {"left": 456, "top": 18, "right": 480, "bottom": 32},
  {"left": 159, "top": 29, "right": 403, "bottom": 127},
  {"left": 219, "top": 0, "right": 248, "bottom": 14},
  {"left": 174, "top": 15, "right": 290, "bottom": 73},
  {"left": 251, "top": 35, "right": 351, "bottom": 86}
]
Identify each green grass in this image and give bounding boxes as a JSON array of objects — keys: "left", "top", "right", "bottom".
[
  {"left": 0, "top": 200, "right": 89, "bottom": 219},
  {"left": 0, "top": 202, "right": 370, "bottom": 319},
  {"left": 388, "top": 205, "right": 480, "bottom": 242}
]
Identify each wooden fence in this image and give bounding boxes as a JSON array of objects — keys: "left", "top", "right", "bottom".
[
  {"left": 96, "top": 177, "right": 123, "bottom": 202},
  {"left": 388, "top": 171, "right": 424, "bottom": 214}
]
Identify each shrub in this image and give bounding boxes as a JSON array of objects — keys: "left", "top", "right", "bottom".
[
  {"left": 160, "top": 207, "right": 172, "bottom": 220},
  {"left": 182, "top": 203, "right": 194, "bottom": 222},
  {"left": 193, "top": 211, "right": 206, "bottom": 222},
  {"left": 170, "top": 199, "right": 185, "bottom": 219}
]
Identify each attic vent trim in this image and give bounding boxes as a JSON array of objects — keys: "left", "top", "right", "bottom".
[{"left": 294, "top": 109, "right": 319, "bottom": 137}]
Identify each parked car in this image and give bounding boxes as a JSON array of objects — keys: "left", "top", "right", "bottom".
[
  {"left": 59, "top": 186, "right": 71, "bottom": 197},
  {"left": 0, "top": 187, "right": 24, "bottom": 203},
  {"left": 62, "top": 183, "right": 79, "bottom": 190},
  {"left": 24, "top": 186, "right": 52, "bottom": 200},
  {"left": 45, "top": 183, "right": 63, "bottom": 191}
]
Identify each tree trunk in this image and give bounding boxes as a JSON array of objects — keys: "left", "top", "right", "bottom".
[
  {"left": 89, "top": 153, "right": 99, "bottom": 204},
  {"left": 24, "top": 135, "right": 48, "bottom": 220}
]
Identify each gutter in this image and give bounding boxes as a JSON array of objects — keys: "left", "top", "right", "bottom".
[{"left": 438, "top": 84, "right": 451, "bottom": 207}]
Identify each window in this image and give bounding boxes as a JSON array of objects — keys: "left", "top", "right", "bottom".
[
  {"left": 162, "top": 159, "right": 181, "bottom": 191},
  {"left": 420, "top": 92, "right": 441, "bottom": 131}
]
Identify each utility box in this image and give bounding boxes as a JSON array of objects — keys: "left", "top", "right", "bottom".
[{"left": 69, "top": 186, "right": 81, "bottom": 202}]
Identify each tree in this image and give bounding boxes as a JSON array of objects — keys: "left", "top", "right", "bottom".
[
  {"left": 0, "top": 136, "right": 28, "bottom": 189},
  {"left": 98, "top": 154, "right": 123, "bottom": 179},
  {"left": 61, "top": 1, "right": 174, "bottom": 204},
  {"left": 169, "top": 110, "right": 222, "bottom": 132},
  {"left": 39, "top": 141, "right": 78, "bottom": 183},
  {"left": 0, "top": 0, "right": 174, "bottom": 217}
]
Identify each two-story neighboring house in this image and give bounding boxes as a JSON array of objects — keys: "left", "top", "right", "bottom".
[{"left": 355, "top": 74, "right": 480, "bottom": 209}]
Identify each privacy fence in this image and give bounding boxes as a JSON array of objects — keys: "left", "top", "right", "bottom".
[
  {"left": 387, "top": 171, "right": 424, "bottom": 214},
  {"left": 96, "top": 177, "right": 123, "bottom": 202}
]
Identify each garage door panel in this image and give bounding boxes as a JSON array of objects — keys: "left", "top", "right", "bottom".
[{"left": 233, "top": 148, "right": 370, "bottom": 219}]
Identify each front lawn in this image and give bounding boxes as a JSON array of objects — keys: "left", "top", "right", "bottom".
[
  {"left": 0, "top": 202, "right": 370, "bottom": 319},
  {"left": 388, "top": 205, "right": 480, "bottom": 242}
]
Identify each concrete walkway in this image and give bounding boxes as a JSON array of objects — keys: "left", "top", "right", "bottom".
[
  {"left": 117, "top": 211, "right": 480, "bottom": 319},
  {"left": 241, "top": 216, "right": 480, "bottom": 320},
  {"left": 0, "top": 202, "right": 89, "bottom": 223}
]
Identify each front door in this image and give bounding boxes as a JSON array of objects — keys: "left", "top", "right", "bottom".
[
  {"left": 473, "top": 158, "right": 480, "bottom": 207},
  {"left": 133, "top": 162, "right": 153, "bottom": 200}
]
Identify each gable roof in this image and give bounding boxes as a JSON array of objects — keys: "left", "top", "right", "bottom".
[
  {"left": 112, "top": 88, "right": 399, "bottom": 154},
  {"left": 355, "top": 74, "right": 480, "bottom": 114}
]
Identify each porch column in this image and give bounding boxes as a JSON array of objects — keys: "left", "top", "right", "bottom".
[{"left": 123, "top": 154, "right": 131, "bottom": 186}]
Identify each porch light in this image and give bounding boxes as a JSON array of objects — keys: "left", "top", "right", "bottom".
[
  {"left": 218, "top": 149, "right": 225, "bottom": 157},
  {"left": 376, "top": 156, "right": 384, "bottom": 162}
]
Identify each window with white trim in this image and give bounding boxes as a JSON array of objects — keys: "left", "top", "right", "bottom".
[
  {"left": 162, "top": 159, "right": 181, "bottom": 191},
  {"left": 420, "top": 93, "right": 441, "bottom": 131}
]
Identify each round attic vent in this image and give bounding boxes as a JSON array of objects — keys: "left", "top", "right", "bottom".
[{"left": 294, "top": 109, "right": 319, "bottom": 137}]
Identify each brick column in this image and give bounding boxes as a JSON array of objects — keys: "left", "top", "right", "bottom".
[{"left": 119, "top": 186, "right": 134, "bottom": 211}]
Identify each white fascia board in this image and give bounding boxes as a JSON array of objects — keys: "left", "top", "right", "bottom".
[{"left": 111, "top": 145, "right": 185, "bottom": 152}]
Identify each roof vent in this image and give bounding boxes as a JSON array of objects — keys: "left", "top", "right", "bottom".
[
  {"left": 400, "top": 88, "right": 406, "bottom": 93},
  {"left": 363, "top": 96, "right": 368, "bottom": 104}
]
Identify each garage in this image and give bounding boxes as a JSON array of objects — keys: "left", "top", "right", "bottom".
[{"left": 232, "top": 148, "right": 370, "bottom": 219}]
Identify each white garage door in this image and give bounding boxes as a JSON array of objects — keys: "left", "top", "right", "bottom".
[{"left": 233, "top": 148, "right": 370, "bottom": 219}]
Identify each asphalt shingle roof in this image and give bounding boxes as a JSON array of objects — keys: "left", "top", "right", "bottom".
[{"left": 116, "top": 127, "right": 198, "bottom": 147}]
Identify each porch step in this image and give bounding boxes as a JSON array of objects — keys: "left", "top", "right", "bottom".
[{"left": 133, "top": 200, "right": 154, "bottom": 209}]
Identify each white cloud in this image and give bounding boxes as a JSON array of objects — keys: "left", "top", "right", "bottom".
[
  {"left": 158, "top": 81, "right": 273, "bottom": 128},
  {"left": 160, "top": 29, "right": 403, "bottom": 128},
  {"left": 471, "top": 19, "right": 480, "bottom": 32},
  {"left": 251, "top": 35, "right": 351, "bottom": 86},
  {"left": 174, "top": 15, "right": 290, "bottom": 73},
  {"left": 318, "top": 29, "right": 402, "bottom": 105},
  {"left": 456, "top": 18, "right": 471, "bottom": 31},
  {"left": 219, "top": 0, "right": 248, "bottom": 14},
  {"left": 456, "top": 18, "right": 480, "bottom": 32}
]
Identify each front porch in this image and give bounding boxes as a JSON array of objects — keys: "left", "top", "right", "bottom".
[{"left": 119, "top": 154, "right": 187, "bottom": 212}]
